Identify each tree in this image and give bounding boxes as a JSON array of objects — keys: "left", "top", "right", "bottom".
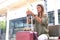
[{"left": 0, "top": 20, "right": 6, "bottom": 32}]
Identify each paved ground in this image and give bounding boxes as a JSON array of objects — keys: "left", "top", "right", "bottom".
[
  {"left": 10, "top": 37, "right": 59, "bottom": 40},
  {"left": 0, "top": 33, "right": 5, "bottom": 40}
]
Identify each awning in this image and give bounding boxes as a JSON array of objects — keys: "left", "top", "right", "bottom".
[{"left": 0, "top": 0, "right": 38, "bottom": 15}]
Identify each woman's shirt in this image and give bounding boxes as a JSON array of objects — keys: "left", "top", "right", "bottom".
[{"left": 34, "top": 14, "right": 49, "bottom": 36}]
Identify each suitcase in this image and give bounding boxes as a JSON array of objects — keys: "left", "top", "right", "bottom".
[{"left": 16, "top": 31, "right": 38, "bottom": 40}]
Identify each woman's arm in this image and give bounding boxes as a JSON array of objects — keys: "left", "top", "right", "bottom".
[
  {"left": 26, "top": 10, "right": 42, "bottom": 23},
  {"left": 31, "top": 13, "right": 42, "bottom": 23}
]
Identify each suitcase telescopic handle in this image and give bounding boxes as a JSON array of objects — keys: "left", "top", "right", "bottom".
[{"left": 26, "top": 15, "right": 34, "bottom": 31}]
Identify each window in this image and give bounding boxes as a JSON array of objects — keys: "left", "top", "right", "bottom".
[
  {"left": 9, "top": 17, "right": 27, "bottom": 28},
  {"left": 58, "top": 9, "right": 60, "bottom": 23},
  {"left": 9, "top": 21, "right": 14, "bottom": 28},
  {"left": 48, "top": 11, "right": 55, "bottom": 24},
  {"left": 15, "top": 21, "right": 24, "bottom": 28}
]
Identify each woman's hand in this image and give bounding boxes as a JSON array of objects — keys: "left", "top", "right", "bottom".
[{"left": 26, "top": 10, "right": 33, "bottom": 16}]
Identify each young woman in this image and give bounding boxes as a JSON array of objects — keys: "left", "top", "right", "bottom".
[{"left": 26, "top": 4, "right": 49, "bottom": 40}]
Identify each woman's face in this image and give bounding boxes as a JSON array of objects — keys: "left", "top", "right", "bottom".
[{"left": 37, "top": 6, "right": 42, "bottom": 13}]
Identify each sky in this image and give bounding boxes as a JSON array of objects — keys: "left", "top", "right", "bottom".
[{"left": 47, "top": 0, "right": 60, "bottom": 11}]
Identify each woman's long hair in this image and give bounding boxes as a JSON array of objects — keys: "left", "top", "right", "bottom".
[{"left": 37, "top": 4, "right": 44, "bottom": 17}]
